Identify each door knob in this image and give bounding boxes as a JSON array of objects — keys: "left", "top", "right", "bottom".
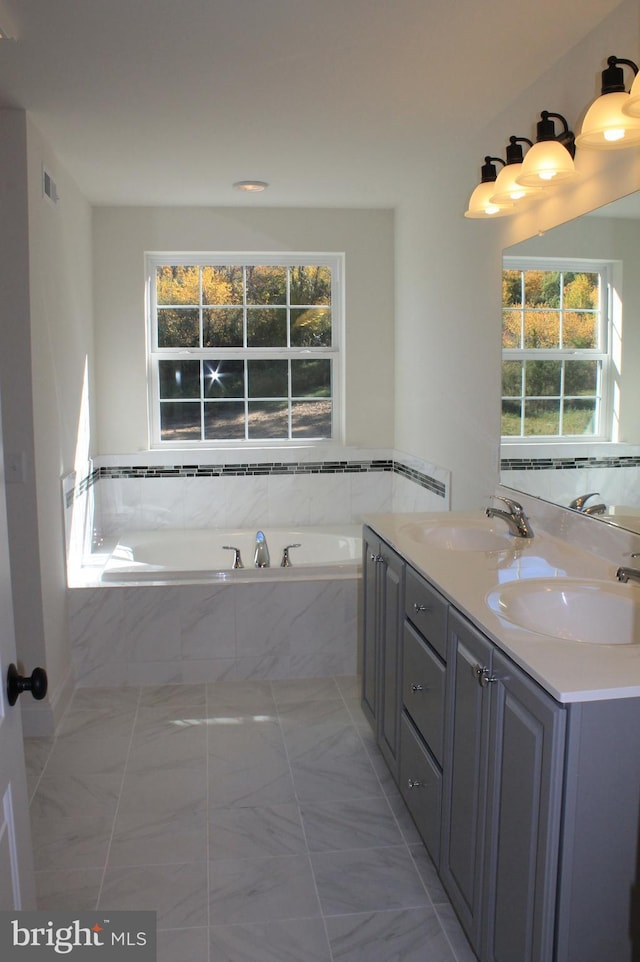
[{"left": 6, "top": 663, "right": 48, "bottom": 707}]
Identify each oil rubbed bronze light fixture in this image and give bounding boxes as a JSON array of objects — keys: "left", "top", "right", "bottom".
[
  {"left": 489, "top": 136, "right": 540, "bottom": 206},
  {"left": 576, "top": 56, "right": 640, "bottom": 149},
  {"left": 464, "top": 157, "right": 514, "bottom": 219},
  {"left": 515, "top": 111, "right": 579, "bottom": 187}
]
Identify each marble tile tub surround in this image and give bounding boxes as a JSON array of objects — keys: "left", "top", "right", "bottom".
[
  {"left": 69, "top": 576, "right": 359, "bottom": 687},
  {"left": 62, "top": 447, "right": 449, "bottom": 560},
  {"left": 26, "top": 676, "right": 475, "bottom": 962}
]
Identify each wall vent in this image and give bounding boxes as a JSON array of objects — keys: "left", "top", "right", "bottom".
[{"left": 43, "top": 168, "right": 59, "bottom": 205}]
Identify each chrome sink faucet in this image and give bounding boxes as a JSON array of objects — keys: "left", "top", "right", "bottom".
[
  {"left": 569, "top": 492, "right": 607, "bottom": 515},
  {"left": 616, "top": 553, "right": 640, "bottom": 584},
  {"left": 486, "top": 496, "right": 534, "bottom": 539}
]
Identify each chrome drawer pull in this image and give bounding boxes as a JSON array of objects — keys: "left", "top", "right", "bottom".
[
  {"left": 407, "top": 778, "right": 423, "bottom": 790},
  {"left": 413, "top": 603, "right": 431, "bottom": 613},
  {"left": 410, "top": 683, "right": 425, "bottom": 692}
]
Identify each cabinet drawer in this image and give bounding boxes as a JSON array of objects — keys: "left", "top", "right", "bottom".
[
  {"left": 400, "top": 712, "right": 442, "bottom": 865},
  {"left": 402, "top": 622, "right": 445, "bottom": 766},
  {"left": 405, "top": 567, "right": 447, "bottom": 660}
]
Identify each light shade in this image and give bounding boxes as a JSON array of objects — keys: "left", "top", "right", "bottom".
[
  {"left": 576, "top": 55, "right": 640, "bottom": 149},
  {"left": 515, "top": 140, "right": 578, "bottom": 186},
  {"left": 576, "top": 91, "right": 640, "bottom": 148},
  {"left": 464, "top": 181, "right": 514, "bottom": 218},
  {"left": 623, "top": 71, "right": 640, "bottom": 118},
  {"left": 464, "top": 156, "right": 514, "bottom": 219},
  {"left": 489, "top": 137, "right": 541, "bottom": 206}
]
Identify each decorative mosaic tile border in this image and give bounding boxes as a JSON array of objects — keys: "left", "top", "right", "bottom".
[
  {"left": 66, "top": 457, "right": 447, "bottom": 504},
  {"left": 501, "top": 455, "right": 640, "bottom": 472}
]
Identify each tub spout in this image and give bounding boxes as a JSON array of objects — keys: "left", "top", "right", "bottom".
[{"left": 254, "top": 531, "right": 270, "bottom": 568}]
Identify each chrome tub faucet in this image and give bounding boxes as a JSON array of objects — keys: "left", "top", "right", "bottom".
[{"left": 254, "top": 530, "right": 271, "bottom": 568}]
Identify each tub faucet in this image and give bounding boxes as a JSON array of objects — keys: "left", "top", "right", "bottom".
[
  {"left": 281, "top": 543, "right": 301, "bottom": 567},
  {"left": 486, "top": 496, "right": 534, "bottom": 539},
  {"left": 254, "top": 530, "right": 270, "bottom": 568}
]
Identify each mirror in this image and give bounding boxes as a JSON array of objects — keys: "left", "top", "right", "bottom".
[{"left": 500, "top": 191, "right": 640, "bottom": 534}]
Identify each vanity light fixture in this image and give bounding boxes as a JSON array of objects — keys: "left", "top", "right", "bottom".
[
  {"left": 515, "top": 112, "right": 579, "bottom": 187},
  {"left": 464, "top": 157, "right": 515, "bottom": 219},
  {"left": 489, "top": 137, "right": 541, "bottom": 206},
  {"left": 576, "top": 56, "right": 640, "bottom": 149}
]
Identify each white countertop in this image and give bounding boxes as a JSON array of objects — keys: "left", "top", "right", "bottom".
[{"left": 364, "top": 510, "right": 640, "bottom": 704}]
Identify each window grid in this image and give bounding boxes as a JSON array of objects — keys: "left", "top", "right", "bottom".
[
  {"left": 148, "top": 255, "right": 342, "bottom": 446},
  {"left": 501, "top": 259, "right": 611, "bottom": 441}
]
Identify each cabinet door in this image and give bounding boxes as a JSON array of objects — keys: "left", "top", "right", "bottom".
[
  {"left": 378, "top": 543, "right": 404, "bottom": 779},
  {"left": 360, "top": 527, "right": 380, "bottom": 731},
  {"left": 441, "top": 611, "right": 493, "bottom": 951},
  {"left": 482, "top": 650, "right": 565, "bottom": 962}
]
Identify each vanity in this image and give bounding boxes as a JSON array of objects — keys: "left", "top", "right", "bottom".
[{"left": 361, "top": 506, "right": 640, "bottom": 962}]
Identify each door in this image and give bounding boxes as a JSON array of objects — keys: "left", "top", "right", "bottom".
[{"left": 0, "top": 405, "right": 36, "bottom": 909}]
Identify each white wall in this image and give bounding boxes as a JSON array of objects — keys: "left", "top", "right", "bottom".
[
  {"left": 92, "top": 207, "right": 395, "bottom": 454},
  {"left": 0, "top": 111, "right": 93, "bottom": 732}
]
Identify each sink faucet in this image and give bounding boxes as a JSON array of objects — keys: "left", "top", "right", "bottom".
[
  {"left": 254, "top": 530, "right": 270, "bottom": 568},
  {"left": 616, "top": 566, "right": 640, "bottom": 584},
  {"left": 486, "top": 496, "right": 534, "bottom": 539},
  {"left": 569, "top": 492, "right": 606, "bottom": 515}
]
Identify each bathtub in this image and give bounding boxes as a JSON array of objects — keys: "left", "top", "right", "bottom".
[{"left": 101, "top": 525, "right": 363, "bottom": 583}]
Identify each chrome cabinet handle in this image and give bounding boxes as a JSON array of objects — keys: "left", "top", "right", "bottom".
[
  {"left": 473, "top": 664, "right": 497, "bottom": 688},
  {"left": 410, "top": 683, "right": 425, "bottom": 692},
  {"left": 407, "top": 778, "right": 423, "bottom": 790},
  {"left": 413, "top": 603, "right": 431, "bottom": 613}
]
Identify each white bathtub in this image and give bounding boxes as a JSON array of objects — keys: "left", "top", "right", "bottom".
[{"left": 102, "top": 525, "right": 363, "bottom": 583}]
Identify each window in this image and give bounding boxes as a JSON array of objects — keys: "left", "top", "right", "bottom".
[
  {"left": 501, "top": 258, "right": 612, "bottom": 440},
  {"left": 147, "top": 253, "right": 342, "bottom": 444}
]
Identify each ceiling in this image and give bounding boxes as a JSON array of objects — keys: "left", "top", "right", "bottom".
[{"left": 0, "top": 0, "right": 627, "bottom": 207}]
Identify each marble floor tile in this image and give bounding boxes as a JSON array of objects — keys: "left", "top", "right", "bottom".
[
  {"left": 108, "top": 808, "right": 208, "bottom": 866},
  {"left": 157, "top": 927, "right": 209, "bottom": 962},
  {"left": 30, "top": 813, "right": 114, "bottom": 871},
  {"left": 30, "top": 772, "right": 122, "bottom": 820},
  {"left": 300, "top": 795, "right": 404, "bottom": 852},
  {"left": 209, "top": 917, "right": 332, "bottom": 962},
  {"left": 26, "top": 677, "right": 471, "bottom": 962},
  {"left": 288, "top": 727, "right": 383, "bottom": 803},
  {"left": 311, "top": 846, "right": 429, "bottom": 916},
  {"left": 117, "top": 765, "right": 207, "bottom": 814},
  {"left": 326, "top": 907, "right": 457, "bottom": 962},
  {"left": 209, "top": 803, "right": 306, "bottom": 859},
  {"left": 35, "top": 868, "right": 104, "bottom": 910},
  {"left": 99, "top": 862, "right": 208, "bottom": 928},
  {"left": 69, "top": 686, "right": 140, "bottom": 711},
  {"left": 208, "top": 854, "right": 321, "bottom": 925}
]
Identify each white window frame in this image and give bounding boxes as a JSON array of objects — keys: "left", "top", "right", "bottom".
[
  {"left": 146, "top": 251, "right": 344, "bottom": 448},
  {"left": 501, "top": 256, "right": 614, "bottom": 444}
]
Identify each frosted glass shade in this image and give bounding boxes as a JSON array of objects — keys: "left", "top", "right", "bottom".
[
  {"left": 515, "top": 141, "right": 579, "bottom": 187},
  {"left": 489, "top": 164, "right": 542, "bottom": 206},
  {"left": 576, "top": 91, "right": 640, "bottom": 149},
  {"left": 464, "top": 182, "right": 514, "bottom": 218},
  {"left": 622, "top": 72, "right": 640, "bottom": 118}
]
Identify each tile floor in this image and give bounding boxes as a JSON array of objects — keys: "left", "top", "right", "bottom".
[{"left": 24, "top": 676, "right": 475, "bottom": 962}]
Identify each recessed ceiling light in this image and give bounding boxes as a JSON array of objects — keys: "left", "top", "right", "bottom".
[{"left": 233, "top": 180, "right": 269, "bottom": 192}]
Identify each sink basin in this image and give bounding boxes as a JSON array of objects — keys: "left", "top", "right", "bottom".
[
  {"left": 487, "top": 578, "right": 640, "bottom": 645},
  {"left": 402, "top": 520, "right": 516, "bottom": 552}
]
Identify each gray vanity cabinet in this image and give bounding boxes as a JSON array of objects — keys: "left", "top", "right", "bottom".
[
  {"left": 360, "top": 526, "right": 405, "bottom": 780},
  {"left": 441, "top": 609, "right": 566, "bottom": 962}
]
